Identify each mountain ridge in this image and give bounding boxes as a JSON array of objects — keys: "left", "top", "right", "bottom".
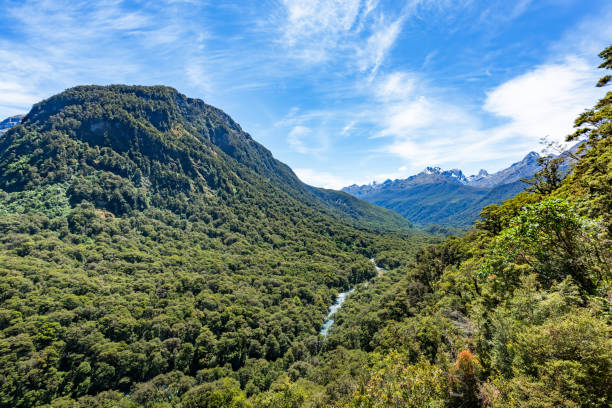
[
  {"left": 1, "top": 85, "right": 410, "bottom": 231},
  {"left": 344, "top": 150, "right": 541, "bottom": 195},
  {"left": 342, "top": 151, "right": 542, "bottom": 227}
]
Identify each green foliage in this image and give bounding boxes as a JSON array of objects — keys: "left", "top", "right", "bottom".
[
  {"left": 0, "top": 184, "right": 70, "bottom": 218},
  {"left": 476, "top": 192, "right": 540, "bottom": 235},
  {"left": 342, "top": 352, "right": 447, "bottom": 408},
  {"left": 181, "top": 378, "right": 249, "bottom": 408},
  {"left": 506, "top": 309, "right": 612, "bottom": 407},
  {"left": 251, "top": 377, "right": 322, "bottom": 408},
  {"left": 480, "top": 198, "right": 611, "bottom": 292}
]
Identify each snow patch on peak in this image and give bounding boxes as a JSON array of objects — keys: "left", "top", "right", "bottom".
[
  {"left": 444, "top": 169, "right": 468, "bottom": 184},
  {"left": 424, "top": 166, "right": 442, "bottom": 175}
]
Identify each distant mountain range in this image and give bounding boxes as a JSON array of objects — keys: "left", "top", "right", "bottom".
[
  {"left": 0, "top": 114, "right": 24, "bottom": 133},
  {"left": 342, "top": 151, "right": 543, "bottom": 227}
]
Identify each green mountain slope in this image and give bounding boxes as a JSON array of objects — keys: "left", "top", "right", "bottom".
[
  {"left": 0, "top": 85, "right": 424, "bottom": 407},
  {"left": 0, "top": 85, "right": 409, "bottom": 231},
  {"left": 363, "top": 181, "right": 491, "bottom": 227},
  {"left": 306, "top": 186, "right": 412, "bottom": 232}
]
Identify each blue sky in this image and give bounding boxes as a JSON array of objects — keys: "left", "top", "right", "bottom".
[{"left": 1, "top": 0, "right": 610, "bottom": 188}]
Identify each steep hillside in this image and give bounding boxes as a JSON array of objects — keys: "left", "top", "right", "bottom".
[
  {"left": 0, "top": 85, "right": 424, "bottom": 407},
  {"left": 0, "top": 85, "right": 409, "bottom": 231},
  {"left": 307, "top": 186, "right": 412, "bottom": 231}
]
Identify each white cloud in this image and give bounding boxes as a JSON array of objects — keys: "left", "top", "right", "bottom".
[
  {"left": 357, "top": 13, "right": 405, "bottom": 74},
  {"left": 483, "top": 56, "right": 604, "bottom": 145},
  {"left": 277, "top": 0, "right": 414, "bottom": 72},
  {"left": 373, "top": 55, "right": 605, "bottom": 175},
  {"left": 374, "top": 71, "right": 416, "bottom": 100},
  {"left": 378, "top": 96, "right": 435, "bottom": 136},
  {"left": 282, "top": 0, "right": 362, "bottom": 43},
  {"left": 510, "top": 0, "right": 533, "bottom": 19},
  {"left": 280, "top": 0, "right": 362, "bottom": 63},
  {"left": 0, "top": 82, "right": 42, "bottom": 115},
  {"left": 294, "top": 168, "right": 357, "bottom": 189},
  {"left": 185, "top": 57, "right": 214, "bottom": 95},
  {"left": 0, "top": 50, "right": 52, "bottom": 114},
  {"left": 341, "top": 121, "right": 356, "bottom": 135},
  {"left": 287, "top": 125, "right": 329, "bottom": 154}
]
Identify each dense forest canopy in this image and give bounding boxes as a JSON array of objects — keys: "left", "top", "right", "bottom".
[{"left": 0, "top": 44, "right": 610, "bottom": 408}]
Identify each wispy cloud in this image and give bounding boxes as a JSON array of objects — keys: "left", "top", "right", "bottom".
[
  {"left": 276, "top": 0, "right": 415, "bottom": 73},
  {"left": 294, "top": 167, "right": 361, "bottom": 189},
  {"left": 287, "top": 125, "right": 330, "bottom": 155},
  {"left": 0, "top": 0, "right": 209, "bottom": 114}
]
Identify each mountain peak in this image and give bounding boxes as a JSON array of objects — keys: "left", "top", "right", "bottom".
[
  {"left": 466, "top": 151, "right": 541, "bottom": 188},
  {"left": 420, "top": 167, "right": 467, "bottom": 182},
  {"left": 519, "top": 151, "right": 541, "bottom": 165},
  {"left": 0, "top": 114, "right": 24, "bottom": 134},
  {"left": 445, "top": 168, "right": 468, "bottom": 184}
]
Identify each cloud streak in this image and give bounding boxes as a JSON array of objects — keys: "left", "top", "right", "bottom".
[{"left": 277, "top": 0, "right": 415, "bottom": 73}]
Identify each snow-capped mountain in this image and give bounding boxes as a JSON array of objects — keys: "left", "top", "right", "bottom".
[
  {"left": 342, "top": 151, "right": 544, "bottom": 227},
  {"left": 0, "top": 115, "right": 24, "bottom": 134}
]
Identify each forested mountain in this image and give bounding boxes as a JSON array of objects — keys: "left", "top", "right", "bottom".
[
  {"left": 0, "top": 85, "right": 424, "bottom": 408},
  {"left": 0, "top": 86, "right": 409, "bottom": 232},
  {"left": 342, "top": 152, "right": 541, "bottom": 227}
]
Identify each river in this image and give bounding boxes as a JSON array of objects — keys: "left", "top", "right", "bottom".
[
  {"left": 319, "top": 259, "right": 386, "bottom": 336},
  {"left": 319, "top": 288, "right": 355, "bottom": 336}
]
